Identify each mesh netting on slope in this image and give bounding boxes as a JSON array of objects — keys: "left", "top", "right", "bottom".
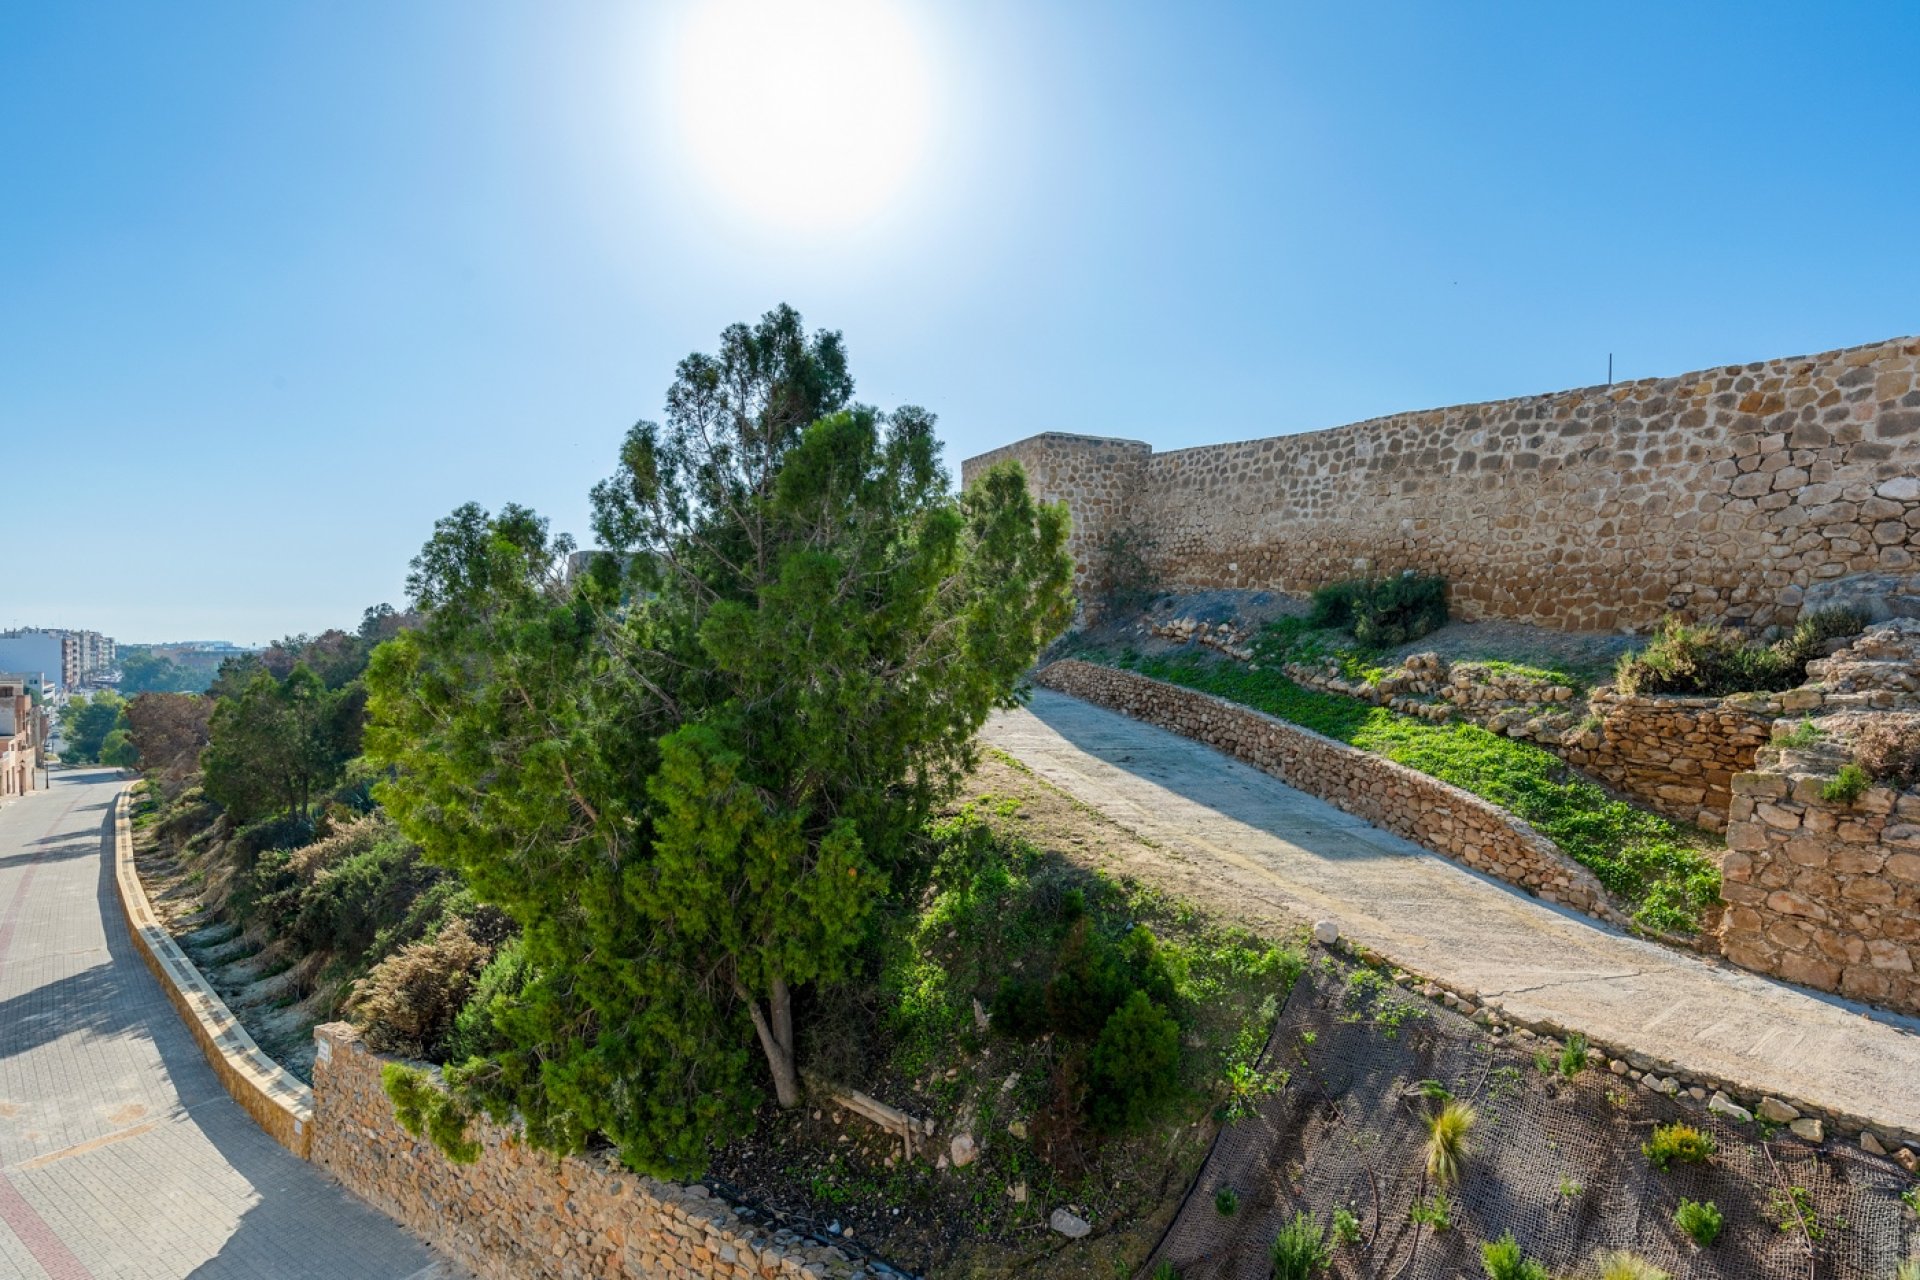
[{"left": 1144, "top": 965, "right": 1916, "bottom": 1280}]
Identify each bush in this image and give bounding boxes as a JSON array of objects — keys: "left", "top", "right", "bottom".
[
  {"left": 1087, "top": 989, "right": 1181, "bottom": 1132},
  {"left": 1675, "top": 1198, "right": 1723, "bottom": 1247},
  {"left": 1854, "top": 718, "right": 1920, "bottom": 789},
  {"left": 989, "top": 976, "right": 1050, "bottom": 1039},
  {"left": 1482, "top": 1231, "right": 1549, "bottom": 1280},
  {"left": 1616, "top": 608, "right": 1867, "bottom": 697},
  {"left": 1045, "top": 917, "right": 1175, "bottom": 1040},
  {"left": 350, "top": 917, "right": 492, "bottom": 1059},
  {"left": 1642, "top": 1122, "right": 1716, "bottom": 1170},
  {"left": 1820, "top": 763, "right": 1871, "bottom": 805},
  {"left": 444, "top": 935, "right": 533, "bottom": 1063},
  {"left": 1215, "top": 1186, "right": 1239, "bottom": 1216},
  {"left": 1308, "top": 574, "right": 1449, "bottom": 649},
  {"left": 1270, "top": 1212, "right": 1332, "bottom": 1280}
]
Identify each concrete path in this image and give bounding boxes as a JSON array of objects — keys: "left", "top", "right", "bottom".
[
  {"left": 984, "top": 690, "right": 1920, "bottom": 1141},
  {"left": 0, "top": 768, "right": 453, "bottom": 1279}
]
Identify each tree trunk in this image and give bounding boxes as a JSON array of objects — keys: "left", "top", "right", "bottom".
[{"left": 741, "top": 981, "right": 802, "bottom": 1109}]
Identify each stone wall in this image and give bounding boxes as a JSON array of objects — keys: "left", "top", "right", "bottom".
[
  {"left": 116, "top": 790, "right": 314, "bottom": 1157},
  {"left": 1563, "top": 691, "right": 1781, "bottom": 831},
  {"left": 962, "top": 433, "right": 1151, "bottom": 605},
  {"left": 310, "top": 1024, "right": 877, "bottom": 1280},
  {"left": 1034, "top": 660, "right": 1618, "bottom": 920},
  {"left": 1719, "top": 773, "right": 1920, "bottom": 1017},
  {"left": 964, "top": 336, "right": 1920, "bottom": 632}
]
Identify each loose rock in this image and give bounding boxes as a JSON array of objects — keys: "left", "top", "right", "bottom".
[{"left": 1049, "top": 1209, "right": 1092, "bottom": 1239}]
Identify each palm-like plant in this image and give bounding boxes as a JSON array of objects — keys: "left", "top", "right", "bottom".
[{"left": 1424, "top": 1098, "right": 1477, "bottom": 1188}]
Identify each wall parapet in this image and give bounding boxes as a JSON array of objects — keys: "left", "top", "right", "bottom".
[
  {"left": 112, "top": 788, "right": 314, "bottom": 1157},
  {"left": 310, "top": 1023, "right": 886, "bottom": 1280},
  {"left": 1034, "top": 660, "right": 1621, "bottom": 922}
]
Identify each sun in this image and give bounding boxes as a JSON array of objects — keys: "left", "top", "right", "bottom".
[{"left": 668, "top": 0, "right": 934, "bottom": 233}]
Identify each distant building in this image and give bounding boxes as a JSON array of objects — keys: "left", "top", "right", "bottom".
[
  {"left": 0, "top": 675, "right": 43, "bottom": 796},
  {"left": 0, "top": 627, "right": 118, "bottom": 694}
]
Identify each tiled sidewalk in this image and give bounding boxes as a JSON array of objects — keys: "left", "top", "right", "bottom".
[{"left": 0, "top": 769, "right": 451, "bottom": 1280}]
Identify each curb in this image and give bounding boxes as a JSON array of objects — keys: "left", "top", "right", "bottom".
[{"left": 111, "top": 788, "right": 315, "bottom": 1158}]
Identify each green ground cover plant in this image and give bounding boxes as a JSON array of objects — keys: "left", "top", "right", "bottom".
[
  {"left": 1675, "top": 1198, "right": 1723, "bottom": 1246},
  {"left": 1119, "top": 653, "right": 1721, "bottom": 934},
  {"left": 1482, "top": 1231, "right": 1550, "bottom": 1280},
  {"left": 1270, "top": 1212, "right": 1334, "bottom": 1280}
]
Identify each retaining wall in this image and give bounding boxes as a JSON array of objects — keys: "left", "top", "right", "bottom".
[
  {"left": 310, "top": 1024, "right": 871, "bottom": 1280},
  {"left": 964, "top": 336, "right": 1920, "bottom": 632},
  {"left": 1720, "top": 771, "right": 1920, "bottom": 1017},
  {"left": 113, "top": 789, "right": 315, "bottom": 1157},
  {"left": 1565, "top": 691, "right": 1782, "bottom": 831},
  {"left": 1034, "top": 660, "right": 1618, "bottom": 920}
]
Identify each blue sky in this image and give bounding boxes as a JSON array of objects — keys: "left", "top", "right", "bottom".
[{"left": 7, "top": 2, "right": 1917, "bottom": 643}]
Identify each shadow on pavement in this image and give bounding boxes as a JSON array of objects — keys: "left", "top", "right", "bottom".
[{"left": 44, "top": 779, "right": 444, "bottom": 1279}]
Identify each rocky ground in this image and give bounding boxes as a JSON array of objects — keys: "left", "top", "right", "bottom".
[{"left": 1059, "top": 588, "right": 1641, "bottom": 685}]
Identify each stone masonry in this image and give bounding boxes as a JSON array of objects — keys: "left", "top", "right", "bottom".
[
  {"left": 1720, "top": 773, "right": 1920, "bottom": 1017},
  {"left": 1716, "top": 621, "right": 1920, "bottom": 1016},
  {"left": 1563, "top": 691, "right": 1780, "bottom": 831},
  {"left": 1035, "top": 660, "right": 1618, "bottom": 920},
  {"left": 963, "top": 335, "right": 1920, "bottom": 633},
  {"left": 310, "top": 1023, "right": 877, "bottom": 1280}
]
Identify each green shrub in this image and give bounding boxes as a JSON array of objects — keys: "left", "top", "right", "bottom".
[
  {"left": 1215, "top": 1186, "right": 1239, "bottom": 1216},
  {"left": 382, "top": 1062, "right": 480, "bottom": 1162},
  {"left": 1353, "top": 573, "right": 1449, "bottom": 648},
  {"left": 1675, "top": 1198, "right": 1723, "bottom": 1247},
  {"left": 988, "top": 976, "right": 1050, "bottom": 1039},
  {"left": 1409, "top": 1195, "right": 1452, "bottom": 1231},
  {"left": 1642, "top": 1122, "right": 1716, "bottom": 1170},
  {"left": 1616, "top": 608, "right": 1866, "bottom": 697},
  {"left": 1270, "top": 1212, "right": 1333, "bottom": 1280},
  {"left": 1558, "top": 1033, "right": 1588, "bottom": 1078},
  {"left": 1045, "top": 917, "right": 1175, "bottom": 1039},
  {"left": 445, "top": 935, "right": 533, "bottom": 1063},
  {"left": 1087, "top": 989, "right": 1181, "bottom": 1132},
  {"left": 1306, "top": 574, "right": 1449, "bottom": 648},
  {"left": 1482, "top": 1231, "right": 1549, "bottom": 1280},
  {"left": 1151, "top": 1263, "right": 1180, "bottom": 1280},
  {"left": 1778, "top": 718, "right": 1825, "bottom": 749},
  {"left": 1331, "top": 1206, "right": 1361, "bottom": 1245},
  {"left": 1820, "top": 763, "right": 1871, "bottom": 805}
]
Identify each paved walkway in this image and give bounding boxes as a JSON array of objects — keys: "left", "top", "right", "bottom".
[
  {"left": 0, "top": 768, "right": 452, "bottom": 1280},
  {"left": 984, "top": 691, "right": 1920, "bottom": 1141}
]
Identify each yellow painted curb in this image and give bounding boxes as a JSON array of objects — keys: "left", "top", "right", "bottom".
[{"left": 112, "top": 789, "right": 315, "bottom": 1158}]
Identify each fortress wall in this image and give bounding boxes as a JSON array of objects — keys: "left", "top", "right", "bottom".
[{"left": 964, "top": 336, "right": 1920, "bottom": 632}]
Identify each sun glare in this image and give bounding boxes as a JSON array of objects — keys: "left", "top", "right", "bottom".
[{"left": 668, "top": 0, "right": 934, "bottom": 233}]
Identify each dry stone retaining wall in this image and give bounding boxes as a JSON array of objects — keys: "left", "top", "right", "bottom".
[
  {"left": 1563, "top": 691, "right": 1781, "bottom": 831},
  {"left": 964, "top": 336, "right": 1920, "bottom": 632},
  {"left": 1719, "top": 774, "right": 1920, "bottom": 1017},
  {"left": 310, "top": 1023, "right": 878, "bottom": 1280},
  {"left": 1034, "top": 660, "right": 1617, "bottom": 920}
]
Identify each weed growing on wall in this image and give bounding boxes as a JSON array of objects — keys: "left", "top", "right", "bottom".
[{"left": 1122, "top": 654, "right": 1721, "bottom": 934}]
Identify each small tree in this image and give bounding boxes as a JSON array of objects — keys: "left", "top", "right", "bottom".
[
  {"left": 202, "top": 663, "right": 354, "bottom": 823},
  {"left": 367, "top": 305, "right": 1073, "bottom": 1175}
]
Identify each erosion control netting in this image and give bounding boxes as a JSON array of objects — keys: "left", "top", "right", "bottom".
[{"left": 1145, "top": 965, "right": 1916, "bottom": 1280}]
